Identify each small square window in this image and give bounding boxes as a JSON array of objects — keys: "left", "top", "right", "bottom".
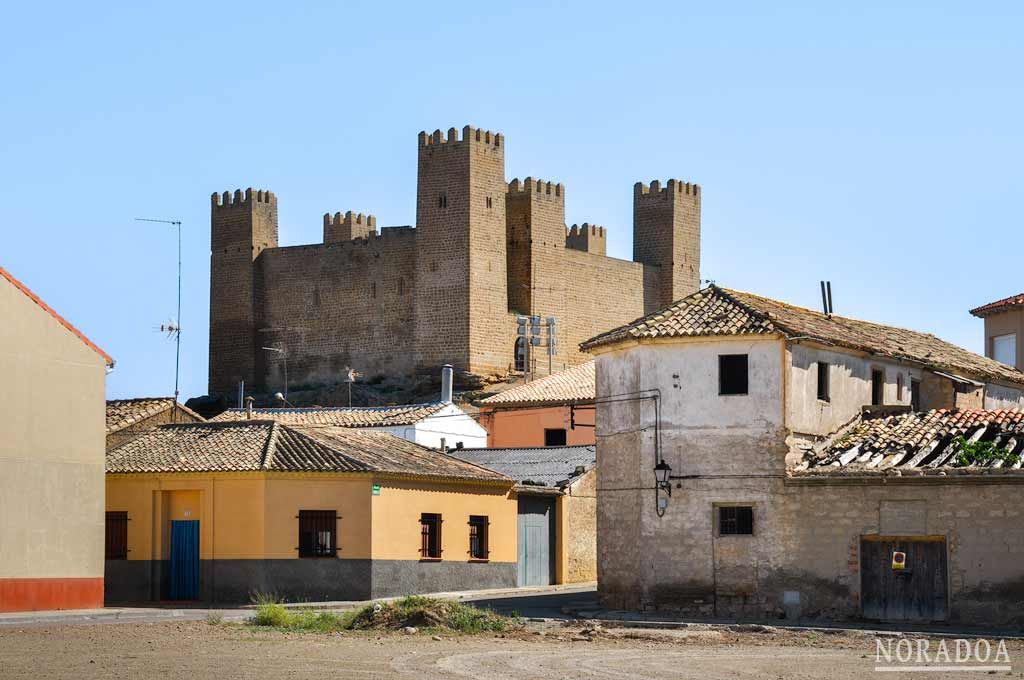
[
  {"left": 817, "top": 362, "right": 830, "bottom": 402},
  {"left": 544, "top": 428, "right": 567, "bottom": 446},
  {"left": 719, "top": 354, "right": 748, "bottom": 395},
  {"left": 718, "top": 506, "right": 753, "bottom": 535},
  {"left": 298, "top": 510, "right": 337, "bottom": 558}
]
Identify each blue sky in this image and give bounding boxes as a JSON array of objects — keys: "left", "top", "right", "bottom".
[{"left": 3, "top": 2, "right": 1021, "bottom": 400}]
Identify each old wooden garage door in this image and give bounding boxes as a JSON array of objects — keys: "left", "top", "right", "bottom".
[
  {"left": 517, "top": 496, "right": 556, "bottom": 587},
  {"left": 861, "top": 537, "right": 948, "bottom": 622}
]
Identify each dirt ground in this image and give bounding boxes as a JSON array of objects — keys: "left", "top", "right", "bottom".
[{"left": 1, "top": 619, "right": 1022, "bottom": 679}]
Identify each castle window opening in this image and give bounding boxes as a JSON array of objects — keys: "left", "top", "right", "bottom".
[
  {"left": 398, "top": 278, "right": 405, "bottom": 296},
  {"left": 486, "top": 196, "right": 493, "bottom": 209},
  {"left": 438, "top": 193, "right": 447, "bottom": 209},
  {"left": 371, "top": 281, "right": 377, "bottom": 298}
]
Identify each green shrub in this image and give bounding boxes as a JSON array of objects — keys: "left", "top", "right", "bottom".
[
  {"left": 253, "top": 602, "right": 292, "bottom": 628},
  {"left": 954, "top": 436, "right": 1018, "bottom": 467}
]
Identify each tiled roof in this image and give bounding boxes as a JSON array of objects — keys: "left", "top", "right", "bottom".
[
  {"left": 106, "top": 398, "right": 204, "bottom": 434},
  {"left": 480, "top": 361, "right": 595, "bottom": 406},
  {"left": 209, "top": 402, "right": 450, "bottom": 427},
  {"left": 1, "top": 265, "right": 114, "bottom": 367},
  {"left": 581, "top": 285, "right": 1024, "bottom": 387},
  {"left": 970, "top": 293, "right": 1024, "bottom": 318},
  {"left": 452, "top": 445, "right": 596, "bottom": 487},
  {"left": 106, "top": 421, "right": 510, "bottom": 483},
  {"left": 797, "top": 409, "right": 1024, "bottom": 475}
]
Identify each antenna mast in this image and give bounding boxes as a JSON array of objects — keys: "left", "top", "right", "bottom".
[{"left": 136, "top": 217, "right": 183, "bottom": 417}]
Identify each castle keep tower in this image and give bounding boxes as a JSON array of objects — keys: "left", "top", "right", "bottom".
[
  {"left": 633, "top": 179, "right": 701, "bottom": 312},
  {"left": 209, "top": 188, "right": 278, "bottom": 396},
  {"left": 506, "top": 178, "right": 566, "bottom": 316},
  {"left": 414, "top": 126, "right": 508, "bottom": 374}
]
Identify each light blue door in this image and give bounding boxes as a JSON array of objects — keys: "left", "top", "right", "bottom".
[{"left": 517, "top": 497, "right": 555, "bottom": 586}]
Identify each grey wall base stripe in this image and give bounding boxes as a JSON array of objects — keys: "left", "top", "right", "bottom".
[{"left": 105, "top": 559, "right": 515, "bottom": 604}]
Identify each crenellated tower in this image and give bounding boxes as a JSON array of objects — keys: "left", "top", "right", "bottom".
[
  {"left": 209, "top": 188, "right": 278, "bottom": 396},
  {"left": 323, "top": 211, "right": 376, "bottom": 243},
  {"left": 633, "top": 179, "right": 701, "bottom": 312},
  {"left": 565, "top": 223, "right": 606, "bottom": 256},
  {"left": 413, "top": 126, "right": 508, "bottom": 373},
  {"left": 506, "top": 177, "right": 566, "bottom": 317}
]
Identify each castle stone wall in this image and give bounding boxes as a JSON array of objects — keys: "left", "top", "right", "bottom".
[{"left": 207, "top": 126, "right": 701, "bottom": 395}]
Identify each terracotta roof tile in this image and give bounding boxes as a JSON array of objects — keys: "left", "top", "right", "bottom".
[
  {"left": 798, "top": 409, "right": 1024, "bottom": 474},
  {"left": 209, "top": 402, "right": 449, "bottom": 427},
  {"left": 106, "top": 421, "right": 509, "bottom": 483},
  {"left": 970, "top": 293, "right": 1024, "bottom": 318},
  {"left": 106, "top": 398, "right": 204, "bottom": 434},
  {"left": 1, "top": 265, "right": 113, "bottom": 367},
  {"left": 581, "top": 285, "right": 1024, "bottom": 387},
  {"left": 480, "top": 362, "right": 595, "bottom": 406}
]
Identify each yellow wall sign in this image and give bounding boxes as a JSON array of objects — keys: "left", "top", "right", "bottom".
[{"left": 891, "top": 551, "right": 907, "bottom": 570}]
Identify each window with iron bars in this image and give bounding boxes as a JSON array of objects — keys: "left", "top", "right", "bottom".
[
  {"left": 105, "top": 511, "right": 128, "bottom": 560},
  {"left": 297, "top": 510, "right": 338, "bottom": 558},
  {"left": 718, "top": 506, "right": 754, "bottom": 536},
  {"left": 468, "top": 515, "right": 489, "bottom": 560},
  {"left": 420, "top": 513, "right": 442, "bottom": 559}
]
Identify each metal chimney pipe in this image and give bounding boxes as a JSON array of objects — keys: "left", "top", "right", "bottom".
[
  {"left": 441, "top": 364, "right": 453, "bottom": 403},
  {"left": 245, "top": 396, "right": 254, "bottom": 420}
]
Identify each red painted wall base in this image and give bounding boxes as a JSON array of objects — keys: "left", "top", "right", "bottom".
[{"left": 0, "top": 578, "right": 104, "bottom": 612}]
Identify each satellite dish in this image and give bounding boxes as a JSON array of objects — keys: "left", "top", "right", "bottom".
[{"left": 274, "top": 392, "right": 285, "bottom": 402}]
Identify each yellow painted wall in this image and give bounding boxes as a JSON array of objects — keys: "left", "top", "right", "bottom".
[
  {"left": 262, "top": 476, "right": 371, "bottom": 559},
  {"left": 370, "top": 479, "right": 517, "bottom": 563},
  {"left": 0, "top": 274, "right": 108, "bottom": 579},
  {"left": 107, "top": 473, "right": 516, "bottom": 564}
]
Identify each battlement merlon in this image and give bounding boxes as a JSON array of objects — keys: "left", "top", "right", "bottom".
[
  {"left": 633, "top": 179, "right": 700, "bottom": 201},
  {"left": 507, "top": 177, "right": 564, "bottom": 201},
  {"left": 324, "top": 211, "right": 378, "bottom": 243},
  {"left": 417, "top": 125, "right": 503, "bottom": 149},
  {"left": 211, "top": 187, "right": 277, "bottom": 209}
]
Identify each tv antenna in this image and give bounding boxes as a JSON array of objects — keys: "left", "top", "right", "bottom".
[{"left": 136, "top": 217, "right": 183, "bottom": 414}]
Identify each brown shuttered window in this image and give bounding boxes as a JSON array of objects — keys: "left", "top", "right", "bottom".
[
  {"left": 298, "top": 510, "right": 338, "bottom": 558},
  {"left": 420, "top": 513, "right": 442, "bottom": 559},
  {"left": 105, "top": 511, "right": 128, "bottom": 560},
  {"left": 469, "top": 515, "right": 489, "bottom": 560}
]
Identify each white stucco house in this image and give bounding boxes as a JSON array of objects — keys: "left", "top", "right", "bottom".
[{"left": 210, "top": 401, "right": 488, "bottom": 450}]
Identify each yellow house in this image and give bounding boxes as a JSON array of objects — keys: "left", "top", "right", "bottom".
[{"left": 105, "top": 421, "right": 516, "bottom": 603}]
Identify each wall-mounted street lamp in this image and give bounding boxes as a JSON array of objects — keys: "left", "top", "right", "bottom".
[{"left": 655, "top": 459, "right": 672, "bottom": 517}]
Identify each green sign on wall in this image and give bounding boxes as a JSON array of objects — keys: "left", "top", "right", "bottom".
[{"left": 372, "top": 484, "right": 381, "bottom": 496}]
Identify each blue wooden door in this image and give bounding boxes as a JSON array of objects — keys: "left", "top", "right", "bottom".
[{"left": 169, "top": 520, "right": 200, "bottom": 600}]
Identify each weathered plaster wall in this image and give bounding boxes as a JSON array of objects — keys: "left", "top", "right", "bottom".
[
  {"left": 563, "top": 469, "right": 597, "bottom": 583},
  {"left": 787, "top": 344, "right": 914, "bottom": 437},
  {"left": 983, "top": 309, "right": 1024, "bottom": 371},
  {"left": 984, "top": 382, "right": 1024, "bottom": 410},
  {"left": 594, "top": 337, "right": 786, "bottom": 609}
]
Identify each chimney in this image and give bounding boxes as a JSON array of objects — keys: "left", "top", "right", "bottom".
[
  {"left": 441, "top": 364, "right": 453, "bottom": 403},
  {"left": 440, "top": 437, "right": 448, "bottom": 454},
  {"left": 245, "top": 395, "right": 254, "bottom": 420}
]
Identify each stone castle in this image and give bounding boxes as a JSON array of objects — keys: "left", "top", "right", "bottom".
[{"left": 208, "top": 124, "right": 701, "bottom": 397}]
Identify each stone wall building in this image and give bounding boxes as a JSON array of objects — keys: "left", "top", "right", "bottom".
[
  {"left": 583, "top": 285, "right": 1024, "bottom": 625},
  {"left": 208, "top": 124, "right": 701, "bottom": 397}
]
